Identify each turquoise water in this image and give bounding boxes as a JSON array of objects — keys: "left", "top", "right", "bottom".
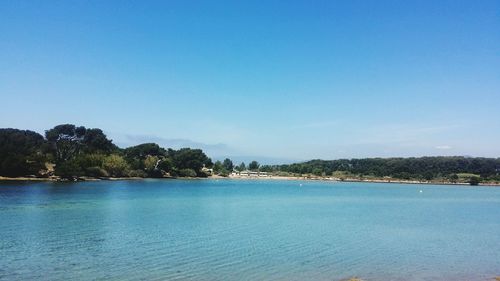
[{"left": 0, "top": 179, "right": 499, "bottom": 281}]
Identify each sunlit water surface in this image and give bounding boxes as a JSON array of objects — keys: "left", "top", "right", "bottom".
[{"left": 1, "top": 179, "right": 499, "bottom": 280}]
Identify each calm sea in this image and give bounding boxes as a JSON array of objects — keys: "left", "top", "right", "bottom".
[{"left": 0, "top": 179, "right": 499, "bottom": 280}]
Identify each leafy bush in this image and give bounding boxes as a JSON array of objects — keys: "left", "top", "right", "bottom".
[
  {"left": 469, "top": 176, "right": 481, "bottom": 186},
  {"left": 178, "top": 168, "right": 197, "bottom": 177},
  {"left": 157, "top": 157, "right": 173, "bottom": 172},
  {"left": 85, "top": 166, "right": 109, "bottom": 178},
  {"left": 75, "top": 153, "right": 105, "bottom": 169},
  {"left": 55, "top": 159, "right": 84, "bottom": 179},
  {"left": 312, "top": 168, "right": 323, "bottom": 176},
  {"left": 129, "top": 169, "right": 148, "bottom": 178},
  {"left": 102, "top": 154, "right": 130, "bottom": 177},
  {"left": 197, "top": 170, "right": 211, "bottom": 177},
  {"left": 169, "top": 168, "right": 179, "bottom": 177}
]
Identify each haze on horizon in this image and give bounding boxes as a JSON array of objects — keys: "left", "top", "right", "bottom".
[{"left": 1, "top": 0, "right": 499, "bottom": 163}]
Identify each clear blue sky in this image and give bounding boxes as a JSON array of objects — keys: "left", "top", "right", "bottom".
[{"left": 1, "top": 0, "right": 499, "bottom": 162}]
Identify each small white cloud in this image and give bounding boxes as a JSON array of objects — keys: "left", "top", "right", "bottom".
[{"left": 435, "top": 145, "right": 452, "bottom": 150}]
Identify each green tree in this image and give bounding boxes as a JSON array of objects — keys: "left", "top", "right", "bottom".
[
  {"left": 237, "top": 162, "right": 246, "bottom": 172},
  {"left": 81, "top": 128, "right": 117, "bottom": 154},
  {"left": 45, "top": 124, "right": 119, "bottom": 177},
  {"left": 55, "top": 159, "right": 84, "bottom": 179},
  {"left": 157, "top": 157, "right": 173, "bottom": 173},
  {"left": 124, "top": 143, "right": 167, "bottom": 170},
  {"left": 144, "top": 155, "right": 159, "bottom": 172},
  {"left": 144, "top": 155, "right": 164, "bottom": 177},
  {"left": 71, "top": 153, "right": 108, "bottom": 177},
  {"left": 450, "top": 174, "right": 459, "bottom": 183},
  {"left": 103, "top": 154, "right": 130, "bottom": 177},
  {"left": 273, "top": 156, "right": 500, "bottom": 182},
  {"left": 74, "top": 153, "right": 105, "bottom": 168},
  {"left": 125, "top": 143, "right": 166, "bottom": 159},
  {"left": 312, "top": 168, "right": 323, "bottom": 176},
  {"left": 171, "top": 148, "right": 210, "bottom": 176},
  {"left": 213, "top": 160, "right": 223, "bottom": 174},
  {"left": 222, "top": 158, "right": 234, "bottom": 172},
  {"left": 0, "top": 129, "right": 47, "bottom": 176},
  {"left": 260, "top": 165, "right": 274, "bottom": 172},
  {"left": 248, "top": 161, "right": 260, "bottom": 171},
  {"left": 204, "top": 158, "right": 214, "bottom": 168},
  {"left": 45, "top": 124, "right": 86, "bottom": 163}
]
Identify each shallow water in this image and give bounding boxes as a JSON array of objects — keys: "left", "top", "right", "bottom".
[{"left": 0, "top": 179, "right": 499, "bottom": 280}]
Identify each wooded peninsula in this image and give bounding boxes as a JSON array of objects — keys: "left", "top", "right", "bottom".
[{"left": 1, "top": 124, "right": 499, "bottom": 185}]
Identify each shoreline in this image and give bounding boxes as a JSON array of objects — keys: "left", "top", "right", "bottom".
[
  {"left": 226, "top": 174, "right": 500, "bottom": 186},
  {"left": 1, "top": 175, "right": 499, "bottom": 187},
  {"left": 0, "top": 176, "right": 146, "bottom": 182}
]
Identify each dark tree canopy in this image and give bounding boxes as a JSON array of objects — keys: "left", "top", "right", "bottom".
[
  {"left": 125, "top": 143, "right": 167, "bottom": 159},
  {"left": 0, "top": 125, "right": 217, "bottom": 179},
  {"left": 124, "top": 143, "right": 167, "bottom": 171},
  {"left": 45, "top": 124, "right": 86, "bottom": 163},
  {"left": 213, "top": 160, "right": 223, "bottom": 174},
  {"left": 237, "top": 162, "right": 246, "bottom": 171},
  {"left": 45, "top": 124, "right": 86, "bottom": 142},
  {"left": 0, "top": 129, "right": 47, "bottom": 176},
  {"left": 45, "top": 124, "right": 116, "bottom": 164},
  {"left": 81, "top": 128, "right": 117, "bottom": 154},
  {"left": 44, "top": 124, "right": 115, "bottom": 179},
  {"left": 171, "top": 148, "right": 211, "bottom": 175},
  {"left": 222, "top": 158, "right": 234, "bottom": 172},
  {"left": 265, "top": 156, "right": 500, "bottom": 182},
  {"left": 248, "top": 161, "right": 260, "bottom": 171}
]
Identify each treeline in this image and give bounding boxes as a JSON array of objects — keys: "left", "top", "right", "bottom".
[
  {"left": 211, "top": 159, "right": 260, "bottom": 176},
  {"left": 0, "top": 124, "right": 213, "bottom": 179},
  {"left": 259, "top": 157, "right": 500, "bottom": 183},
  {"left": 2, "top": 125, "right": 500, "bottom": 184}
]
